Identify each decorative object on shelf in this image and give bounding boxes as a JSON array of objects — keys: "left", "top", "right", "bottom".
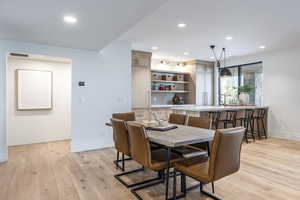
[
  {"left": 236, "top": 85, "right": 253, "bottom": 105},
  {"left": 152, "top": 73, "right": 159, "bottom": 80},
  {"left": 174, "top": 74, "right": 184, "bottom": 81},
  {"left": 171, "top": 85, "right": 176, "bottom": 91},
  {"left": 172, "top": 94, "right": 184, "bottom": 104},
  {"left": 210, "top": 45, "right": 232, "bottom": 77},
  {"left": 166, "top": 74, "right": 173, "bottom": 81}
]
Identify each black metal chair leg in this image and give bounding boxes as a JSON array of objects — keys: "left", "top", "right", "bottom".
[
  {"left": 116, "top": 151, "right": 120, "bottom": 170},
  {"left": 212, "top": 182, "right": 215, "bottom": 193},
  {"left": 122, "top": 153, "right": 125, "bottom": 171},
  {"left": 206, "top": 142, "right": 211, "bottom": 157},
  {"left": 180, "top": 173, "right": 186, "bottom": 194},
  {"left": 172, "top": 169, "right": 177, "bottom": 200},
  {"left": 200, "top": 189, "right": 222, "bottom": 200},
  {"left": 115, "top": 168, "right": 162, "bottom": 188},
  {"left": 130, "top": 169, "right": 165, "bottom": 200}
]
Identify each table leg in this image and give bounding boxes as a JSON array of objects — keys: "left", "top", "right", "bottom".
[
  {"left": 206, "top": 142, "right": 211, "bottom": 157},
  {"left": 165, "top": 147, "right": 171, "bottom": 200}
]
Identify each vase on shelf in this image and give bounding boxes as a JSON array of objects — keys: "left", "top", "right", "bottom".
[{"left": 239, "top": 92, "right": 250, "bottom": 105}]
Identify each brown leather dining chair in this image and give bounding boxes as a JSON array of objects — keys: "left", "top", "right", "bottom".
[
  {"left": 172, "top": 127, "right": 245, "bottom": 200},
  {"left": 168, "top": 113, "right": 187, "bottom": 125},
  {"left": 112, "top": 118, "right": 162, "bottom": 189},
  {"left": 112, "top": 112, "right": 136, "bottom": 121},
  {"left": 187, "top": 116, "right": 212, "bottom": 154},
  {"left": 126, "top": 122, "right": 183, "bottom": 200},
  {"left": 112, "top": 112, "right": 136, "bottom": 171},
  {"left": 187, "top": 116, "right": 211, "bottom": 129}
]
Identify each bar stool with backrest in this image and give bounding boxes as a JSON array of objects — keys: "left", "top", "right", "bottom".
[
  {"left": 208, "top": 111, "right": 221, "bottom": 129},
  {"left": 172, "top": 127, "right": 245, "bottom": 200},
  {"left": 253, "top": 108, "right": 267, "bottom": 139},
  {"left": 168, "top": 113, "right": 187, "bottom": 125},
  {"left": 218, "top": 110, "right": 238, "bottom": 128},
  {"left": 112, "top": 112, "right": 136, "bottom": 171},
  {"left": 243, "top": 109, "right": 255, "bottom": 143},
  {"left": 126, "top": 122, "right": 184, "bottom": 200}
]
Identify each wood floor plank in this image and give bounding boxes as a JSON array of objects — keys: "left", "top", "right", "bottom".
[{"left": 0, "top": 138, "right": 299, "bottom": 200}]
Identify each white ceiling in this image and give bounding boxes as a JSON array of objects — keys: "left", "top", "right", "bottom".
[
  {"left": 122, "top": 0, "right": 300, "bottom": 61},
  {"left": 0, "top": 0, "right": 167, "bottom": 50}
]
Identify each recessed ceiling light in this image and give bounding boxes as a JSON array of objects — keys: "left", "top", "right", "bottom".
[
  {"left": 183, "top": 52, "right": 189, "bottom": 56},
  {"left": 151, "top": 46, "right": 159, "bottom": 50},
  {"left": 177, "top": 23, "right": 186, "bottom": 28},
  {"left": 226, "top": 36, "right": 233, "bottom": 40},
  {"left": 259, "top": 45, "right": 266, "bottom": 49},
  {"left": 64, "top": 16, "right": 77, "bottom": 24}
]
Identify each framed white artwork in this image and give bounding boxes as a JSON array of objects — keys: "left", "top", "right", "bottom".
[{"left": 17, "top": 69, "right": 53, "bottom": 110}]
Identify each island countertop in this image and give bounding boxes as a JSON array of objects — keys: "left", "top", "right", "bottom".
[{"left": 171, "top": 105, "right": 268, "bottom": 112}]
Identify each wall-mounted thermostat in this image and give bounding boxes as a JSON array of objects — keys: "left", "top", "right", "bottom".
[{"left": 78, "top": 81, "right": 85, "bottom": 86}]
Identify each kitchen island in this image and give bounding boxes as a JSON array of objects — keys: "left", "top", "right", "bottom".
[
  {"left": 172, "top": 105, "right": 268, "bottom": 134},
  {"left": 171, "top": 105, "right": 268, "bottom": 115}
]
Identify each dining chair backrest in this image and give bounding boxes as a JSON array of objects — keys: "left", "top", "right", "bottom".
[
  {"left": 187, "top": 116, "right": 211, "bottom": 129},
  {"left": 168, "top": 113, "right": 187, "bottom": 125},
  {"left": 111, "top": 118, "right": 131, "bottom": 156},
  {"left": 209, "top": 127, "right": 245, "bottom": 181},
  {"left": 112, "top": 112, "right": 136, "bottom": 121},
  {"left": 127, "top": 122, "right": 151, "bottom": 168}
]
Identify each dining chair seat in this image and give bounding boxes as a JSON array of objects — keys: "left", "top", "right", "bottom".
[{"left": 175, "top": 160, "right": 211, "bottom": 183}]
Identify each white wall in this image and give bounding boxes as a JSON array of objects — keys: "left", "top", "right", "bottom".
[
  {"left": 7, "top": 56, "right": 71, "bottom": 146},
  {"left": 225, "top": 48, "right": 300, "bottom": 141},
  {"left": 0, "top": 39, "right": 132, "bottom": 162}
]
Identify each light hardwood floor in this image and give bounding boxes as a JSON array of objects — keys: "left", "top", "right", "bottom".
[{"left": 0, "top": 138, "right": 300, "bottom": 200}]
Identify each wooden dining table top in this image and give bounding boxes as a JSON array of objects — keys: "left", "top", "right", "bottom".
[
  {"left": 146, "top": 124, "right": 215, "bottom": 148},
  {"left": 105, "top": 121, "right": 215, "bottom": 148}
]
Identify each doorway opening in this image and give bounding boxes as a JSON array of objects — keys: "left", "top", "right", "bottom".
[{"left": 6, "top": 53, "right": 72, "bottom": 155}]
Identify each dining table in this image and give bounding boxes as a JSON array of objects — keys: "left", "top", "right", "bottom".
[{"left": 106, "top": 121, "right": 215, "bottom": 200}]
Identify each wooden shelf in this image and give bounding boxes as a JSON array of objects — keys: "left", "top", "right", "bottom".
[
  {"left": 151, "top": 80, "right": 192, "bottom": 84},
  {"left": 151, "top": 70, "right": 189, "bottom": 74},
  {"left": 151, "top": 90, "right": 190, "bottom": 93}
]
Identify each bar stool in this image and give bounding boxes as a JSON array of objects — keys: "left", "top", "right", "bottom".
[
  {"left": 253, "top": 108, "right": 267, "bottom": 139},
  {"left": 208, "top": 111, "right": 221, "bottom": 129},
  {"left": 219, "top": 110, "right": 238, "bottom": 128},
  {"left": 244, "top": 109, "right": 255, "bottom": 143}
]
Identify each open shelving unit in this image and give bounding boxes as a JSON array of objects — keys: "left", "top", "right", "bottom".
[
  {"left": 151, "top": 80, "right": 192, "bottom": 84},
  {"left": 151, "top": 70, "right": 195, "bottom": 105},
  {"left": 151, "top": 90, "right": 191, "bottom": 93}
]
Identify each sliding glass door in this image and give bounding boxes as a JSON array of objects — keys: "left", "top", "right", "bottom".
[{"left": 219, "top": 62, "right": 263, "bottom": 105}]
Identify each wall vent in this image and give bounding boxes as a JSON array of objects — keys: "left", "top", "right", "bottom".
[{"left": 10, "top": 53, "right": 29, "bottom": 57}]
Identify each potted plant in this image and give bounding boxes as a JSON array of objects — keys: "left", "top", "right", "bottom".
[{"left": 236, "top": 85, "right": 253, "bottom": 105}]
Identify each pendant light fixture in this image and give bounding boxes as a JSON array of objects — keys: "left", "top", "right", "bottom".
[{"left": 210, "top": 45, "right": 232, "bottom": 77}]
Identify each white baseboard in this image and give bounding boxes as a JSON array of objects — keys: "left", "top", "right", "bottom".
[
  {"left": 71, "top": 138, "right": 114, "bottom": 153},
  {"left": 0, "top": 151, "right": 8, "bottom": 163},
  {"left": 269, "top": 130, "right": 300, "bottom": 141}
]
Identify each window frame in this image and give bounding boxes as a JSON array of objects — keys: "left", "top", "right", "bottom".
[{"left": 218, "top": 61, "right": 263, "bottom": 105}]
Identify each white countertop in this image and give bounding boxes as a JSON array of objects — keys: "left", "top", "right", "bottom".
[
  {"left": 171, "top": 105, "right": 268, "bottom": 112},
  {"left": 151, "top": 104, "right": 196, "bottom": 108}
]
